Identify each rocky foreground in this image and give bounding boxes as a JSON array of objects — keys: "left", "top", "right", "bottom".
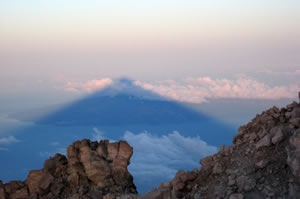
[
  {"left": 1, "top": 100, "right": 300, "bottom": 199},
  {"left": 141, "top": 101, "right": 300, "bottom": 199}
]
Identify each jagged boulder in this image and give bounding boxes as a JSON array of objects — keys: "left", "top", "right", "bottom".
[
  {"left": 67, "top": 139, "right": 135, "bottom": 192},
  {"left": 141, "top": 100, "right": 300, "bottom": 199},
  {"left": 1, "top": 140, "right": 137, "bottom": 199}
]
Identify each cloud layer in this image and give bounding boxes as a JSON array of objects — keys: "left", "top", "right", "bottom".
[
  {"left": 65, "top": 78, "right": 113, "bottom": 93},
  {"left": 135, "top": 76, "right": 299, "bottom": 103},
  {"left": 64, "top": 75, "right": 299, "bottom": 103},
  {"left": 122, "top": 131, "right": 217, "bottom": 192}
]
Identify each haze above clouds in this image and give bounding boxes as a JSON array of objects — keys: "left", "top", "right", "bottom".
[{"left": 1, "top": 1, "right": 299, "bottom": 95}]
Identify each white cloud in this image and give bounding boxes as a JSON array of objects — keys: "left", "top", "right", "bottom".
[
  {"left": 0, "top": 114, "right": 34, "bottom": 136},
  {"left": 0, "top": 136, "right": 20, "bottom": 145},
  {"left": 134, "top": 76, "right": 299, "bottom": 103},
  {"left": 123, "top": 131, "right": 217, "bottom": 192},
  {"left": 92, "top": 128, "right": 106, "bottom": 141},
  {"left": 65, "top": 78, "right": 113, "bottom": 93}
]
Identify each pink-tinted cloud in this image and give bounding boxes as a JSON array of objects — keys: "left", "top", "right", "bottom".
[
  {"left": 135, "top": 77, "right": 299, "bottom": 103},
  {"left": 64, "top": 76, "right": 299, "bottom": 103},
  {"left": 65, "top": 78, "right": 113, "bottom": 93}
]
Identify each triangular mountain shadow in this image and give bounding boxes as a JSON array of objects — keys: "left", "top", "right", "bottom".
[
  {"left": 37, "top": 78, "right": 213, "bottom": 126},
  {"left": 0, "top": 78, "right": 236, "bottom": 193},
  {"left": 7, "top": 77, "right": 236, "bottom": 145}
]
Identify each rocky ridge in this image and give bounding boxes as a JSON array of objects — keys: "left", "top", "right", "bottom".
[
  {"left": 0, "top": 140, "right": 137, "bottom": 199},
  {"left": 141, "top": 101, "right": 300, "bottom": 199},
  {"left": 1, "top": 99, "right": 300, "bottom": 199}
]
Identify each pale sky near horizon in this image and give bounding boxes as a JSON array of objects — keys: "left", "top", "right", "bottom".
[{"left": 0, "top": 1, "right": 300, "bottom": 111}]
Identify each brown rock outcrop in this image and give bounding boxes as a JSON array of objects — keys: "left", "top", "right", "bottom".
[
  {"left": 141, "top": 100, "right": 300, "bottom": 199},
  {"left": 1, "top": 140, "right": 137, "bottom": 199}
]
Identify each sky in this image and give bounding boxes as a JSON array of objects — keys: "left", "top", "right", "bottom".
[{"left": 0, "top": 0, "right": 300, "bottom": 111}]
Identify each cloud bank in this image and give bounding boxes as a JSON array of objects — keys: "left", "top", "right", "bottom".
[
  {"left": 122, "top": 131, "right": 217, "bottom": 192},
  {"left": 65, "top": 78, "right": 113, "bottom": 93},
  {"left": 64, "top": 75, "right": 299, "bottom": 103},
  {"left": 134, "top": 76, "right": 299, "bottom": 103}
]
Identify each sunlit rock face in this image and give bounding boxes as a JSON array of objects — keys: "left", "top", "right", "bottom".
[
  {"left": 141, "top": 101, "right": 300, "bottom": 199},
  {"left": 0, "top": 140, "right": 137, "bottom": 199}
]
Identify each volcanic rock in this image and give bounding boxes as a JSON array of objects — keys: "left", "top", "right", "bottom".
[
  {"left": 141, "top": 100, "right": 300, "bottom": 199},
  {"left": 0, "top": 140, "right": 136, "bottom": 199}
]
